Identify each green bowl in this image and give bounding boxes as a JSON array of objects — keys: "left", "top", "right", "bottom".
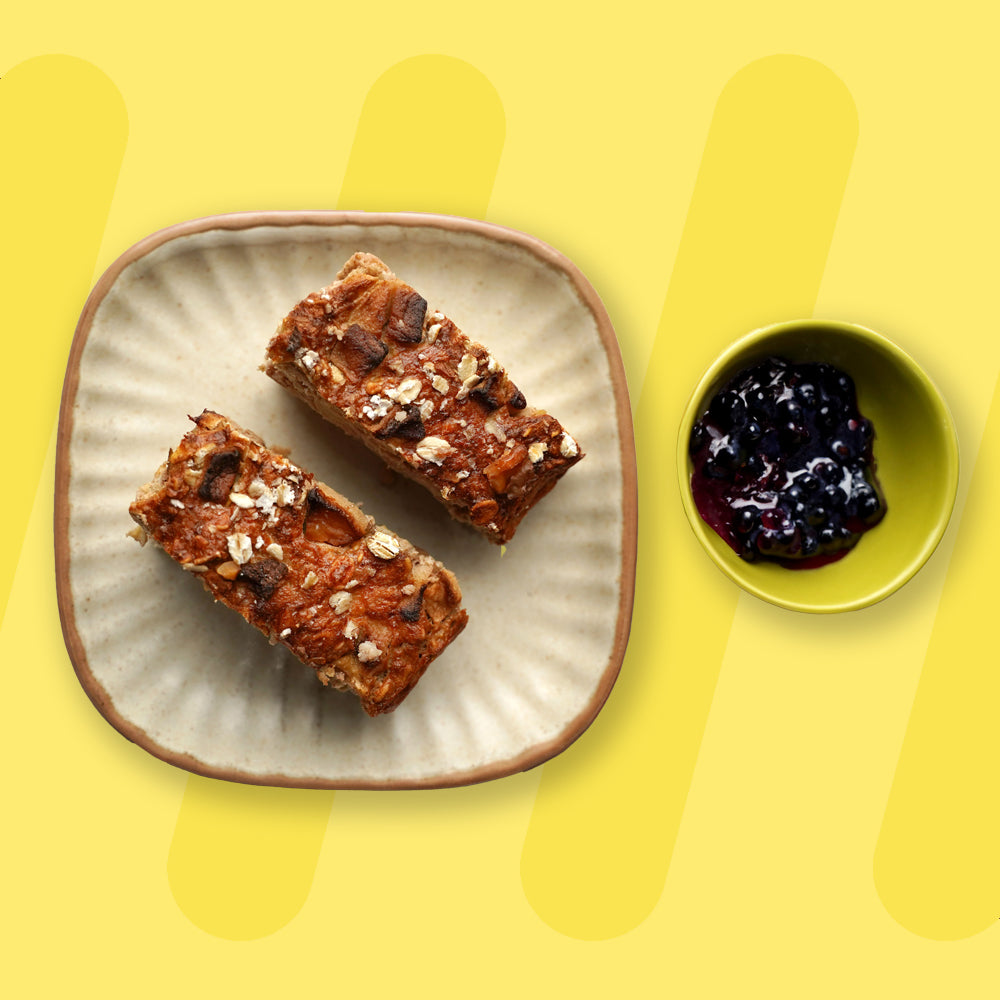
[{"left": 677, "top": 320, "right": 959, "bottom": 613}]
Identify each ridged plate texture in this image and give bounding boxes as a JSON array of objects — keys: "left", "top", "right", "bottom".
[{"left": 57, "top": 213, "right": 635, "bottom": 788}]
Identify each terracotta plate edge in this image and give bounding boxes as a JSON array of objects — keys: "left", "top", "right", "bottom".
[{"left": 54, "top": 210, "right": 639, "bottom": 790}]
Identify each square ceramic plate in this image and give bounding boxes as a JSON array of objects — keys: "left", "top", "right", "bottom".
[{"left": 56, "top": 212, "right": 637, "bottom": 788}]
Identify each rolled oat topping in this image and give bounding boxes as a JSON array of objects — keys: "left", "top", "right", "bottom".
[
  {"left": 274, "top": 481, "right": 296, "bottom": 507},
  {"left": 390, "top": 378, "right": 423, "bottom": 404},
  {"left": 415, "top": 436, "right": 453, "bottom": 465},
  {"left": 129, "top": 410, "right": 468, "bottom": 717},
  {"left": 357, "top": 640, "right": 382, "bottom": 663},
  {"left": 366, "top": 530, "right": 400, "bottom": 560},
  {"left": 559, "top": 433, "right": 579, "bottom": 458},
  {"left": 227, "top": 532, "right": 253, "bottom": 565},
  {"left": 329, "top": 591, "right": 353, "bottom": 614}
]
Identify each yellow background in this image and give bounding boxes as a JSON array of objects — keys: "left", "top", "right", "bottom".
[{"left": 3, "top": 2, "right": 999, "bottom": 997}]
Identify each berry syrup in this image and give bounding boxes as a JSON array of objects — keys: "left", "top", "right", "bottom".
[{"left": 689, "top": 357, "right": 886, "bottom": 568}]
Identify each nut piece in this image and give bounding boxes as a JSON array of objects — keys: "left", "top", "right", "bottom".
[
  {"left": 302, "top": 570, "right": 319, "bottom": 589},
  {"left": 126, "top": 525, "right": 148, "bottom": 546},
  {"left": 484, "top": 442, "right": 528, "bottom": 494},
  {"left": 304, "top": 487, "right": 367, "bottom": 545},
  {"left": 229, "top": 491, "right": 255, "bottom": 509},
  {"left": 216, "top": 560, "right": 241, "bottom": 581},
  {"left": 457, "top": 353, "right": 478, "bottom": 382},
  {"left": 265, "top": 542, "right": 284, "bottom": 561},
  {"left": 528, "top": 441, "right": 547, "bottom": 463},
  {"left": 366, "top": 529, "right": 400, "bottom": 560},
  {"left": 298, "top": 349, "right": 320, "bottom": 370}
]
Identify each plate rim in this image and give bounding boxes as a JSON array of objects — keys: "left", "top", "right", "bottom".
[{"left": 55, "top": 209, "right": 638, "bottom": 789}]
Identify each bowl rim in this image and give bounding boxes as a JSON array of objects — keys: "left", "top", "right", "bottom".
[{"left": 676, "top": 318, "right": 960, "bottom": 614}]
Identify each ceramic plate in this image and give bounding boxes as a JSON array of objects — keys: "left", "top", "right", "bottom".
[{"left": 55, "top": 212, "right": 637, "bottom": 788}]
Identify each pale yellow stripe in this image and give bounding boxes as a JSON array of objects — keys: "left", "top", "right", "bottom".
[
  {"left": 0, "top": 55, "right": 127, "bottom": 626},
  {"left": 166, "top": 778, "right": 332, "bottom": 940},
  {"left": 520, "top": 55, "right": 858, "bottom": 940},
  {"left": 167, "top": 55, "right": 505, "bottom": 939},
  {"left": 874, "top": 373, "right": 1000, "bottom": 939},
  {"left": 339, "top": 54, "right": 505, "bottom": 217}
]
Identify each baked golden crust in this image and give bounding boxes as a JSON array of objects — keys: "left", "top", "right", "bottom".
[
  {"left": 128, "top": 411, "right": 468, "bottom": 716},
  {"left": 263, "top": 253, "right": 583, "bottom": 544}
]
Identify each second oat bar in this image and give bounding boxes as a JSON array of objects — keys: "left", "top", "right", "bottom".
[
  {"left": 128, "top": 411, "right": 468, "bottom": 716},
  {"left": 262, "top": 253, "right": 583, "bottom": 544}
]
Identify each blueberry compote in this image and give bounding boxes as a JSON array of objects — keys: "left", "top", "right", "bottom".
[{"left": 689, "top": 357, "right": 886, "bottom": 568}]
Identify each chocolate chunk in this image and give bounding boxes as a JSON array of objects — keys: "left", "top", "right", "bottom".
[
  {"left": 238, "top": 558, "right": 288, "bottom": 603},
  {"left": 469, "top": 372, "right": 503, "bottom": 411},
  {"left": 375, "top": 404, "right": 426, "bottom": 442},
  {"left": 400, "top": 585, "right": 426, "bottom": 623},
  {"left": 197, "top": 448, "right": 242, "bottom": 503},
  {"left": 338, "top": 324, "right": 388, "bottom": 377},
  {"left": 508, "top": 385, "right": 527, "bottom": 410},
  {"left": 304, "top": 487, "right": 365, "bottom": 545},
  {"left": 386, "top": 289, "right": 427, "bottom": 343}
]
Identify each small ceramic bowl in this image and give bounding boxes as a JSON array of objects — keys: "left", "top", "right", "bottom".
[{"left": 677, "top": 320, "right": 959, "bottom": 613}]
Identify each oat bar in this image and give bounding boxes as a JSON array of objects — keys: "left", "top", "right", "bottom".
[
  {"left": 128, "top": 411, "right": 468, "bottom": 716},
  {"left": 263, "top": 253, "right": 583, "bottom": 544}
]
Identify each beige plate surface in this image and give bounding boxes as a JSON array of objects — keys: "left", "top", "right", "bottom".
[{"left": 56, "top": 212, "right": 637, "bottom": 789}]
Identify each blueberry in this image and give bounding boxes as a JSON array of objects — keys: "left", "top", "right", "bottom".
[
  {"left": 812, "top": 459, "right": 840, "bottom": 484},
  {"left": 743, "top": 453, "right": 765, "bottom": 479},
  {"left": 785, "top": 484, "right": 805, "bottom": 503},
  {"left": 822, "top": 483, "right": 846, "bottom": 512},
  {"left": 854, "top": 483, "right": 881, "bottom": 520},
  {"left": 777, "top": 398, "right": 802, "bottom": 421},
  {"left": 806, "top": 504, "right": 829, "bottom": 527},
  {"left": 747, "top": 387, "right": 770, "bottom": 413},
  {"left": 743, "top": 420, "right": 763, "bottom": 442},
  {"left": 799, "top": 529, "right": 819, "bottom": 557},
  {"left": 711, "top": 440, "right": 742, "bottom": 473},
  {"left": 797, "top": 472, "right": 820, "bottom": 494},
  {"left": 831, "top": 439, "right": 854, "bottom": 461},
  {"left": 690, "top": 422, "right": 709, "bottom": 453},
  {"left": 733, "top": 508, "right": 758, "bottom": 535},
  {"left": 779, "top": 422, "right": 809, "bottom": 446},
  {"left": 795, "top": 382, "right": 817, "bottom": 406}
]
